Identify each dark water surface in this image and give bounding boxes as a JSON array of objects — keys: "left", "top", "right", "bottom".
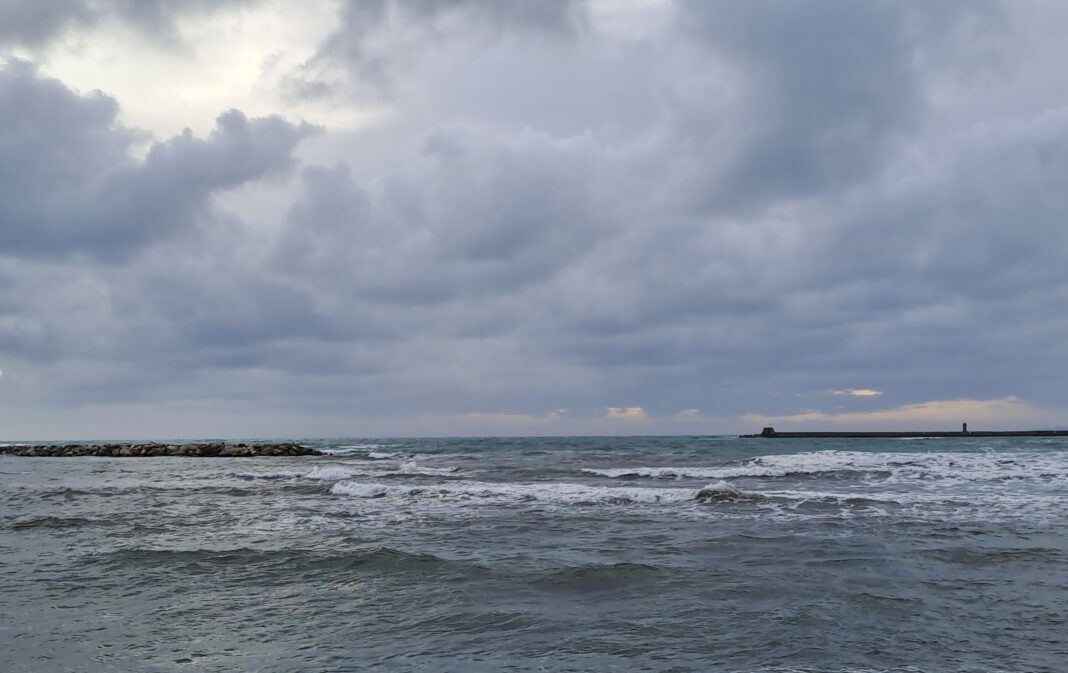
[{"left": 2, "top": 436, "right": 1065, "bottom": 672}]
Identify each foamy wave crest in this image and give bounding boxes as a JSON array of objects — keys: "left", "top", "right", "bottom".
[
  {"left": 368, "top": 451, "right": 401, "bottom": 459},
  {"left": 305, "top": 466, "right": 374, "bottom": 481},
  {"left": 584, "top": 466, "right": 732, "bottom": 479},
  {"left": 304, "top": 463, "right": 460, "bottom": 481},
  {"left": 330, "top": 482, "right": 400, "bottom": 498},
  {"left": 319, "top": 443, "right": 396, "bottom": 457},
  {"left": 397, "top": 461, "right": 460, "bottom": 476},
  {"left": 589, "top": 450, "right": 1068, "bottom": 483},
  {"left": 329, "top": 479, "right": 694, "bottom": 505},
  {"left": 748, "top": 450, "right": 1068, "bottom": 484},
  {"left": 584, "top": 458, "right": 872, "bottom": 480}
]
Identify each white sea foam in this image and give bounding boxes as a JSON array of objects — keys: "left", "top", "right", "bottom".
[
  {"left": 319, "top": 445, "right": 398, "bottom": 456},
  {"left": 397, "top": 461, "right": 459, "bottom": 476},
  {"left": 227, "top": 456, "right": 1068, "bottom": 524},
  {"left": 301, "top": 462, "right": 460, "bottom": 481},
  {"left": 329, "top": 479, "right": 695, "bottom": 505},
  {"left": 699, "top": 480, "right": 743, "bottom": 496},
  {"left": 584, "top": 466, "right": 731, "bottom": 479},
  {"left": 586, "top": 450, "right": 1068, "bottom": 484},
  {"left": 324, "top": 475, "right": 1067, "bottom": 522},
  {"left": 575, "top": 449, "right": 1068, "bottom": 523},
  {"left": 305, "top": 466, "right": 371, "bottom": 481}
]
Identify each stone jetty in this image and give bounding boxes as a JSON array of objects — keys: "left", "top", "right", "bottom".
[{"left": 0, "top": 442, "right": 323, "bottom": 457}]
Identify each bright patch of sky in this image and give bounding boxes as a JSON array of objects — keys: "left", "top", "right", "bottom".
[{"left": 33, "top": 0, "right": 376, "bottom": 139}]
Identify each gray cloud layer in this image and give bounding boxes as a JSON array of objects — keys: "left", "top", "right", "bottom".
[
  {"left": 283, "top": 0, "right": 588, "bottom": 101},
  {"left": 0, "top": 0, "right": 257, "bottom": 46},
  {"left": 2, "top": 1, "right": 1068, "bottom": 437},
  {"left": 0, "top": 61, "right": 317, "bottom": 260}
]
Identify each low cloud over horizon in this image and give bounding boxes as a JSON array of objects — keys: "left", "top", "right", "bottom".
[{"left": 3, "top": 1, "right": 1068, "bottom": 439}]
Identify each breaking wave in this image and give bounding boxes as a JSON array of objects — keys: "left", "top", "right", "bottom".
[
  {"left": 330, "top": 479, "right": 694, "bottom": 505},
  {"left": 584, "top": 449, "right": 1068, "bottom": 484}
]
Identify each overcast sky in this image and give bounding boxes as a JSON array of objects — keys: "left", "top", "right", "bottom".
[{"left": 3, "top": 0, "right": 1068, "bottom": 439}]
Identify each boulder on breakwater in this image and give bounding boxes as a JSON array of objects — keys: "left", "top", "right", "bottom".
[{"left": 0, "top": 442, "right": 323, "bottom": 458}]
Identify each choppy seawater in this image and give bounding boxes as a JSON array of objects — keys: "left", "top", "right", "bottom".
[{"left": 2, "top": 435, "right": 1066, "bottom": 673}]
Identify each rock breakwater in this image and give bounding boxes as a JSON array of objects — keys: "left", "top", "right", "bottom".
[{"left": 0, "top": 442, "right": 323, "bottom": 457}]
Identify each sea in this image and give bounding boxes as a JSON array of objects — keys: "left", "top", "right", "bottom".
[{"left": 1, "top": 435, "right": 1065, "bottom": 673}]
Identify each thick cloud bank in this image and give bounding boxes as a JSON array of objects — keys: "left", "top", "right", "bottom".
[
  {"left": 0, "top": 0, "right": 258, "bottom": 46},
  {"left": 0, "top": 62, "right": 317, "bottom": 260},
  {"left": 2, "top": 1, "right": 1068, "bottom": 437}
]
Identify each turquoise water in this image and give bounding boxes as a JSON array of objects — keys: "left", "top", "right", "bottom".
[{"left": 2, "top": 436, "right": 1065, "bottom": 672}]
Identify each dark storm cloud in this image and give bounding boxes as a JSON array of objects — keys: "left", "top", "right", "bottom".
[
  {"left": 0, "top": 0, "right": 260, "bottom": 47},
  {"left": 325, "top": 0, "right": 586, "bottom": 40},
  {"left": 379, "top": 0, "right": 586, "bottom": 34},
  {"left": 799, "top": 109, "right": 1068, "bottom": 399},
  {"left": 275, "top": 127, "right": 604, "bottom": 306},
  {"left": 675, "top": 0, "right": 996, "bottom": 211},
  {"left": 283, "top": 0, "right": 588, "bottom": 100},
  {"left": 0, "top": 0, "right": 94, "bottom": 46},
  {"left": 0, "top": 61, "right": 318, "bottom": 260},
  {"left": 259, "top": 0, "right": 1030, "bottom": 422},
  {"left": 0, "top": 214, "right": 360, "bottom": 410}
]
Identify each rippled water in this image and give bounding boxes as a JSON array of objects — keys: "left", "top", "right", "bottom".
[{"left": 2, "top": 436, "right": 1065, "bottom": 672}]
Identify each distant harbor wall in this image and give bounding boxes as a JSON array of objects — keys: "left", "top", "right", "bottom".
[
  {"left": 740, "top": 425, "right": 1068, "bottom": 438},
  {"left": 0, "top": 442, "right": 323, "bottom": 457}
]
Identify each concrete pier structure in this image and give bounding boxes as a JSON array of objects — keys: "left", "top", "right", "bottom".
[{"left": 740, "top": 426, "right": 1068, "bottom": 438}]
